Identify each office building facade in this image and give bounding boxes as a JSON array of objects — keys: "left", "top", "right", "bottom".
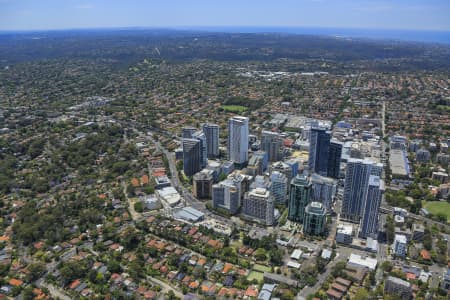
[
  {"left": 227, "top": 116, "right": 249, "bottom": 166},
  {"left": 242, "top": 188, "right": 275, "bottom": 225},
  {"left": 303, "top": 201, "right": 327, "bottom": 235},
  {"left": 193, "top": 170, "right": 214, "bottom": 200},
  {"left": 192, "top": 131, "right": 207, "bottom": 168},
  {"left": 308, "top": 127, "right": 331, "bottom": 176},
  {"left": 182, "top": 127, "right": 197, "bottom": 139},
  {"left": 183, "top": 138, "right": 202, "bottom": 177},
  {"left": 359, "top": 175, "right": 384, "bottom": 238},
  {"left": 248, "top": 151, "right": 268, "bottom": 176},
  {"left": 271, "top": 161, "right": 294, "bottom": 186},
  {"left": 327, "top": 140, "right": 343, "bottom": 178},
  {"left": 341, "top": 158, "right": 379, "bottom": 223},
  {"left": 202, "top": 123, "right": 220, "bottom": 158},
  {"left": 288, "top": 175, "right": 311, "bottom": 223},
  {"left": 285, "top": 159, "right": 299, "bottom": 179},
  {"left": 310, "top": 173, "right": 337, "bottom": 213},
  {"left": 261, "top": 130, "right": 283, "bottom": 162},
  {"left": 270, "top": 171, "right": 288, "bottom": 204},
  {"left": 212, "top": 180, "right": 240, "bottom": 214}
]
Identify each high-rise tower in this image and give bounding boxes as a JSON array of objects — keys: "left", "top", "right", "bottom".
[
  {"left": 227, "top": 116, "right": 249, "bottom": 166},
  {"left": 202, "top": 123, "right": 220, "bottom": 158},
  {"left": 288, "top": 175, "right": 312, "bottom": 223},
  {"left": 308, "top": 127, "right": 331, "bottom": 176}
]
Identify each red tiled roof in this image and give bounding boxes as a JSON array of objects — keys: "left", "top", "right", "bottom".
[
  {"left": 144, "top": 291, "right": 156, "bottom": 299},
  {"left": 331, "top": 282, "right": 347, "bottom": 293},
  {"left": 34, "top": 241, "right": 44, "bottom": 249},
  {"left": 245, "top": 286, "right": 258, "bottom": 297},
  {"left": 131, "top": 178, "right": 140, "bottom": 187},
  {"left": 327, "top": 288, "right": 343, "bottom": 299},
  {"left": 420, "top": 249, "right": 431, "bottom": 260},
  {"left": 9, "top": 278, "right": 23, "bottom": 287},
  {"left": 406, "top": 273, "right": 417, "bottom": 281},
  {"left": 218, "top": 287, "right": 228, "bottom": 296},
  {"left": 69, "top": 279, "right": 81, "bottom": 289},
  {"left": 189, "top": 281, "right": 199, "bottom": 289},
  {"left": 222, "top": 263, "right": 233, "bottom": 274},
  {"left": 141, "top": 175, "right": 149, "bottom": 185}
]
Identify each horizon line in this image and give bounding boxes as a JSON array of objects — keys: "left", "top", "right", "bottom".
[{"left": 1, "top": 25, "right": 450, "bottom": 33}]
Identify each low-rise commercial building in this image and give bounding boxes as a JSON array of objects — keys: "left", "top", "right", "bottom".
[
  {"left": 157, "top": 186, "right": 181, "bottom": 207},
  {"left": 347, "top": 253, "right": 377, "bottom": 271},
  {"left": 336, "top": 224, "right": 353, "bottom": 244},
  {"left": 384, "top": 276, "right": 412, "bottom": 300},
  {"left": 173, "top": 206, "right": 205, "bottom": 222},
  {"left": 389, "top": 149, "right": 410, "bottom": 177},
  {"left": 393, "top": 234, "right": 407, "bottom": 258}
]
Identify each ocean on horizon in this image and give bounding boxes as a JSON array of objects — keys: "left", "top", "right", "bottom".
[{"left": 182, "top": 26, "right": 450, "bottom": 45}]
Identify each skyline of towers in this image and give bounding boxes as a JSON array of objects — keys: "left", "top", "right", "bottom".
[{"left": 180, "top": 114, "right": 385, "bottom": 241}]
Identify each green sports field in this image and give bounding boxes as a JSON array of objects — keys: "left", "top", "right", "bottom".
[
  {"left": 221, "top": 105, "right": 247, "bottom": 113},
  {"left": 253, "top": 264, "right": 271, "bottom": 273},
  {"left": 422, "top": 201, "right": 450, "bottom": 222},
  {"left": 247, "top": 271, "right": 263, "bottom": 282}
]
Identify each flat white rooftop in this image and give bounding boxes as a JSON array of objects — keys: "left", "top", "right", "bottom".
[
  {"left": 395, "top": 234, "right": 407, "bottom": 244},
  {"left": 290, "top": 249, "right": 303, "bottom": 260},
  {"left": 287, "top": 261, "right": 301, "bottom": 269},
  {"left": 337, "top": 224, "right": 353, "bottom": 235},
  {"left": 348, "top": 253, "right": 377, "bottom": 270}
]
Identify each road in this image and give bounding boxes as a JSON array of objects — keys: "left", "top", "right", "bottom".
[
  {"left": 298, "top": 253, "right": 345, "bottom": 298},
  {"left": 381, "top": 100, "right": 386, "bottom": 138},
  {"left": 375, "top": 243, "right": 388, "bottom": 283},
  {"left": 380, "top": 205, "right": 450, "bottom": 230},
  {"left": 122, "top": 180, "right": 140, "bottom": 221},
  {"left": 146, "top": 276, "right": 183, "bottom": 298},
  {"left": 38, "top": 282, "right": 72, "bottom": 300}
]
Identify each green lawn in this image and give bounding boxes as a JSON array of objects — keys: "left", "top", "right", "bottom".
[
  {"left": 230, "top": 239, "right": 242, "bottom": 249},
  {"left": 247, "top": 271, "right": 264, "bottom": 282},
  {"left": 253, "top": 264, "right": 271, "bottom": 273},
  {"left": 222, "top": 105, "right": 247, "bottom": 113},
  {"left": 422, "top": 201, "right": 450, "bottom": 221}
]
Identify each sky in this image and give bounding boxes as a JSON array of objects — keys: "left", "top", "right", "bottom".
[{"left": 0, "top": 0, "right": 450, "bottom": 32}]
